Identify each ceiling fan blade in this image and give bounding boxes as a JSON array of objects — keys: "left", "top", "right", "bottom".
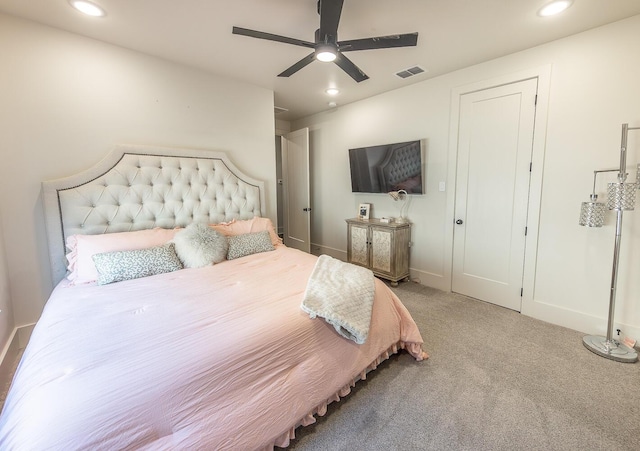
[
  {"left": 278, "top": 53, "right": 317, "bottom": 77},
  {"left": 319, "top": 0, "right": 344, "bottom": 39},
  {"left": 334, "top": 53, "right": 369, "bottom": 83},
  {"left": 232, "top": 26, "right": 315, "bottom": 49},
  {"left": 339, "top": 32, "right": 418, "bottom": 51}
]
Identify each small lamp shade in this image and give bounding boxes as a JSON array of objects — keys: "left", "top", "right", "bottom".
[
  {"left": 607, "top": 182, "right": 637, "bottom": 211},
  {"left": 579, "top": 201, "right": 606, "bottom": 227},
  {"left": 388, "top": 190, "right": 409, "bottom": 222}
]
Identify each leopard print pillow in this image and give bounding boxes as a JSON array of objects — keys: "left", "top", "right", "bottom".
[
  {"left": 227, "top": 230, "right": 275, "bottom": 260},
  {"left": 92, "top": 243, "right": 183, "bottom": 285}
]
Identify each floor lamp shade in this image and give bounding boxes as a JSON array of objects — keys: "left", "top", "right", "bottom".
[
  {"left": 579, "top": 200, "right": 606, "bottom": 227},
  {"left": 607, "top": 182, "right": 637, "bottom": 210}
]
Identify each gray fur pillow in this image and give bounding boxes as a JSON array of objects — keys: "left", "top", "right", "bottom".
[{"left": 173, "top": 223, "right": 228, "bottom": 268}]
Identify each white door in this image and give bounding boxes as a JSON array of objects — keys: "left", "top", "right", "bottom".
[
  {"left": 452, "top": 79, "right": 537, "bottom": 311},
  {"left": 282, "top": 128, "right": 311, "bottom": 252}
]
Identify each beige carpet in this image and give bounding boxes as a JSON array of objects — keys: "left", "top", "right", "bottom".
[
  {"left": 285, "top": 282, "right": 640, "bottom": 450},
  {"left": 0, "top": 349, "right": 23, "bottom": 411}
]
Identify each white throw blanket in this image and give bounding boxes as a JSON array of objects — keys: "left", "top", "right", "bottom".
[{"left": 301, "top": 255, "right": 375, "bottom": 344}]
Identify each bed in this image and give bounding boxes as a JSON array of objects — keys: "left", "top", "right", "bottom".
[{"left": 0, "top": 145, "right": 426, "bottom": 450}]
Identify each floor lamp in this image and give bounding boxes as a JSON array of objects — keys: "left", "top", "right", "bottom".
[{"left": 579, "top": 123, "right": 639, "bottom": 363}]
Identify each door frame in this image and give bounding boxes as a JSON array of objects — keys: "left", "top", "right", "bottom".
[
  {"left": 444, "top": 65, "right": 551, "bottom": 316},
  {"left": 281, "top": 128, "right": 311, "bottom": 252}
]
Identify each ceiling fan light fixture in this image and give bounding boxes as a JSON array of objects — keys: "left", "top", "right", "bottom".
[
  {"left": 316, "top": 44, "right": 337, "bottom": 62},
  {"left": 69, "top": 0, "right": 106, "bottom": 17},
  {"left": 233, "top": 0, "right": 418, "bottom": 82}
]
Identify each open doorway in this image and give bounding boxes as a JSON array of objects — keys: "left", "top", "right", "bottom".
[{"left": 275, "top": 128, "right": 311, "bottom": 252}]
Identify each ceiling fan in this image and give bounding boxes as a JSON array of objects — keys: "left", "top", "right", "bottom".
[{"left": 232, "top": 0, "right": 418, "bottom": 83}]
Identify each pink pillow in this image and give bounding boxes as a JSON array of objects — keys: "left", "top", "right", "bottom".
[
  {"left": 210, "top": 217, "right": 282, "bottom": 247},
  {"left": 66, "top": 228, "right": 179, "bottom": 284}
]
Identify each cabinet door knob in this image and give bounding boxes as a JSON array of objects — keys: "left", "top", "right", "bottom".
[{"left": 455, "top": 219, "right": 463, "bottom": 225}]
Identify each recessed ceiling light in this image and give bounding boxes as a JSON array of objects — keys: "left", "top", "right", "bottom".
[
  {"left": 69, "top": 0, "right": 106, "bottom": 17},
  {"left": 538, "top": 0, "right": 572, "bottom": 17},
  {"left": 325, "top": 88, "right": 339, "bottom": 96}
]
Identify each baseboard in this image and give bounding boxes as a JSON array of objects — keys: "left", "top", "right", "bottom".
[
  {"left": 523, "top": 298, "right": 640, "bottom": 342},
  {"left": 0, "top": 323, "right": 34, "bottom": 382},
  {"left": 403, "top": 270, "right": 640, "bottom": 344},
  {"left": 408, "top": 268, "right": 448, "bottom": 292},
  {"left": 0, "top": 328, "right": 20, "bottom": 386},
  {"left": 17, "top": 324, "right": 35, "bottom": 348},
  {"left": 310, "top": 243, "right": 347, "bottom": 261}
]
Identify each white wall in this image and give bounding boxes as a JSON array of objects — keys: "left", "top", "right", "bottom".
[
  {"left": 0, "top": 207, "right": 14, "bottom": 354},
  {"left": 0, "top": 15, "right": 276, "bottom": 337},
  {"left": 293, "top": 15, "right": 640, "bottom": 340}
]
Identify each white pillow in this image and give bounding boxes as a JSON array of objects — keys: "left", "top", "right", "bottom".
[
  {"left": 173, "top": 223, "right": 228, "bottom": 268},
  {"left": 66, "top": 228, "right": 179, "bottom": 284},
  {"left": 210, "top": 217, "right": 283, "bottom": 247}
]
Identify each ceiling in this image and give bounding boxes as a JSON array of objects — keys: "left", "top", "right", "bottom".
[{"left": 1, "top": 0, "right": 640, "bottom": 122}]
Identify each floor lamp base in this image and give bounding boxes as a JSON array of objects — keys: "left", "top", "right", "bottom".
[{"left": 583, "top": 335, "right": 638, "bottom": 363}]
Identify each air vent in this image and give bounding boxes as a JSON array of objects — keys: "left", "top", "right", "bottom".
[
  {"left": 395, "top": 65, "right": 427, "bottom": 79},
  {"left": 274, "top": 106, "right": 289, "bottom": 115}
]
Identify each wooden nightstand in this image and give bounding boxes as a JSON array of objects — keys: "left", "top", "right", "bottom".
[{"left": 346, "top": 218, "right": 411, "bottom": 286}]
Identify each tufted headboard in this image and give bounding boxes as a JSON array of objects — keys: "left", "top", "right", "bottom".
[{"left": 42, "top": 144, "right": 266, "bottom": 284}]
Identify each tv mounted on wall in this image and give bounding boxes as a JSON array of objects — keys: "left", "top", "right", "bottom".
[{"left": 349, "top": 140, "right": 424, "bottom": 194}]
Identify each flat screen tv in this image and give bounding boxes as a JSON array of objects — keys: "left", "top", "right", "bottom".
[{"left": 349, "top": 140, "right": 424, "bottom": 194}]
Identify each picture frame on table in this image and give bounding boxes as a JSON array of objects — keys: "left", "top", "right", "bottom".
[{"left": 358, "top": 203, "right": 370, "bottom": 220}]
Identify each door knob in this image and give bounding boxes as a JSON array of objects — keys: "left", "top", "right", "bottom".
[{"left": 455, "top": 219, "right": 463, "bottom": 225}]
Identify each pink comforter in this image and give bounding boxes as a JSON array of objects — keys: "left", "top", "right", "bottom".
[{"left": 0, "top": 246, "right": 425, "bottom": 450}]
